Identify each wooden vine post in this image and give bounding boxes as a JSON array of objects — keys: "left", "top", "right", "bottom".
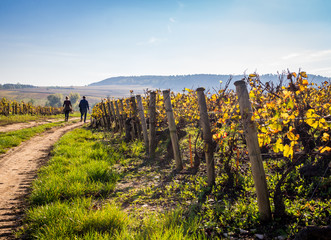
[
  {"left": 101, "top": 101, "right": 110, "bottom": 129},
  {"left": 196, "top": 88, "right": 215, "bottom": 186},
  {"left": 106, "top": 100, "right": 113, "bottom": 128},
  {"left": 119, "top": 99, "right": 125, "bottom": 117},
  {"left": 130, "top": 96, "right": 141, "bottom": 140},
  {"left": 110, "top": 101, "right": 118, "bottom": 131},
  {"left": 149, "top": 91, "right": 157, "bottom": 159},
  {"left": 162, "top": 90, "right": 183, "bottom": 171},
  {"left": 136, "top": 95, "right": 149, "bottom": 154},
  {"left": 114, "top": 100, "right": 123, "bottom": 133},
  {"left": 119, "top": 99, "right": 126, "bottom": 129},
  {"left": 234, "top": 80, "right": 272, "bottom": 222},
  {"left": 126, "top": 98, "right": 136, "bottom": 139}
]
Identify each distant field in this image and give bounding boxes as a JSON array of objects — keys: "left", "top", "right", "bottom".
[{"left": 0, "top": 85, "right": 150, "bottom": 106}]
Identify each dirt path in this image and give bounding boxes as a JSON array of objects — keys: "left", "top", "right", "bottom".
[
  {"left": 0, "top": 121, "right": 85, "bottom": 239},
  {"left": 0, "top": 117, "right": 80, "bottom": 133}
]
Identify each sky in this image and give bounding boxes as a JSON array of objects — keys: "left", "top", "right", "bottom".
[{"left": 0, "top": 0, "right": 331, "bottom": 86}]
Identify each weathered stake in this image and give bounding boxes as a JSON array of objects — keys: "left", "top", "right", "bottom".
[
  {"left": 110, "top": 101, "right": 118, "bottom": 131},
  {"left": 119, "top": 99, "right": 126, "bottom": 130},
  {"left": 149, "top": 91, "right": 157, "bottom": 159},
  {"left": 196, "top": 87, "right": 215, "bottom": 186},
  {"left": 136, "top": 95, "right": 149, "bottom": 154},
  {"left": 126, "top": 99, "right": 136, "bottom": 139},
  {"left": 114, "top": 100, "right": 123, "bottom": 133},
  {"left": 234, "top": 80, "right": 272, "bottom": 222},
  {"left": 101, "top": 101, "right": 110, "bottom": 129},
  {"left": 130, "top": 97, "right": 141, "bottom": 140},
  {"left": 106, "top": 100, "right": 114, "bottom": 129},
  {"left": 162, "top": 90, "right": 183, "bottom": 171}
]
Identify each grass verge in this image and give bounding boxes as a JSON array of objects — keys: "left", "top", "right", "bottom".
[
  {"left": 0, "top": 112, "right": 81, "bottom": 126},
  {"left": 19, "top": 128, "right": 126, "bottom": 239},
  {"left": 0, "top": 119, "right": 78, "bottom": 154}
]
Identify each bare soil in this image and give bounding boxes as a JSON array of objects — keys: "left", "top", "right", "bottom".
[{"left": 0, "top": 121, "right": 85, "bottom": 239}]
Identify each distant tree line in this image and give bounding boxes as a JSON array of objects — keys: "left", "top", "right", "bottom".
[
  {"left": 0, "top": 83, "right": 37, "bottom": 89},
  {"left": 46, "top": 92, "right": 80, "bottom": 109}
]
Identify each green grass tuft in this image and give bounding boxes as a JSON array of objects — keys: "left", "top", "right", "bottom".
[
  {"left": 24, "top": 198, "right": 129, "bottom": 239},
  {"left": 0, "top": 120, "right": 75, "bottom": 154},
  {"left": 29, "top": 129, "right": 119, "bottom": 205}
]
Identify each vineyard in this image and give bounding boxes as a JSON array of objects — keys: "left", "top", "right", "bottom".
[
  {"left": 0, "top": 97, "right": 63, "bottom": 116},
  {"left": 88, "top": 71, "right": 330, "bottom": 238}
]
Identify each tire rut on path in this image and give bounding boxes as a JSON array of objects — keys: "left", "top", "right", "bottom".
[{"left": 0, "top": 121, "right": 85, "bottom": 239}]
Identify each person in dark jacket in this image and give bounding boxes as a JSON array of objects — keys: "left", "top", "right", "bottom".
[
  {"left": 63, "top": 96, "right": 72, "bottom": 121},
  {"left": 78, "top": 96, "right": 89, "bottom": 122}
]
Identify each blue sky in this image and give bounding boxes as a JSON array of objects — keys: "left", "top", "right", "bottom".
[{"left": 0, "top": 0, "right": 330, "bottom": 86}]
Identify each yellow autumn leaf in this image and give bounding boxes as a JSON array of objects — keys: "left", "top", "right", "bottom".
[
  {"left": 258, "top": 133, "right": 271, "bottom": 147},
  {"left": 287, "top": 131, "right": 299, "bottom": 141},
  {"left": 269, "top": 122, "right": 282, "bottom": 133},
  {"left": 302, "top": 79, "right": 309, "bottom": 85},
  {"left": 305, "top": 118, "right": 318, "bottom": 128},
  {"left": 286, "top": 99, "right": 295, "bottom": 109},
  {"left": 306, "top": 109, "right": 315, "bottom": 118},
  {"left": 319, "top": 146, "right": 331, "bottom": 153},
  {"left": 284, "top": 144, "right": 294, "bottom": 159},
  {"left": 322, "top": 133, "right": 330, "bottom": 142},
  {"left": 283, "top": 90, "right": 292, "bottom": 99},
  {"left": 281, "top": 112, "right": 289, "bottom": 119},
  {"left": 300, "top": 71, "right": 307, "bottom": 78},
  {"left": 252, "top": 114, "right": 260, "bottom": 121},
  {"left": 273, "top": 138, "right": 284, "bottom": 153},
  {"left": 305, "top": 109, "right": 322, "bottom": 129},
  {"left": 249, "top": 91, "right": 256, "bottom": 99},
  {"left": 184, "top": 88, "right": 193, "bottom": 93},
  {"left": 260, "top": 126, "right": 268, "bottom": 133},
  {"left": 319, "top": 118, "right": 326, "bottom": 124},
  {"left": 249, "top": 74, "right": 257, "bottom": 78},
  {"left": 258, "top": 134, "right": 264, "bottom": 147},
  {"left": 299, "top": 85, "right": 306, "bottom": 92}
]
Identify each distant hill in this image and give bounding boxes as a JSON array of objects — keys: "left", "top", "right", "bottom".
[{"left": 89, "top": 74, "right": 330, "bottom": 92}]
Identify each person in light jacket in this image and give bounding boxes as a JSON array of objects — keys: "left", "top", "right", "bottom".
[{"left": 78, "top": 96, "right": 89, "bottom": 122}]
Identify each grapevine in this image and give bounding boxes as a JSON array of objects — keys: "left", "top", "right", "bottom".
[{"left": 0, "top": 97, "right": 63, "bottom": 116}]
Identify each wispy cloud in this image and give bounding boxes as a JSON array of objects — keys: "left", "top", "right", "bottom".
[
  {"left": 310, "top": 49, "right": 331, "bottom": 58},
  {"left": 309, "top": 67, "right": 331, "bottom": 77},
  {"left": 282, "top": 53, "right": 301, "bottom": 60},
  {"left": 177, "top": 1, "right": 185, "bottom": 8},
  {"left": 282, "top": 49, "right": 331, "bottom": 62},
  {"left": 167, "top": 17, "right": 176, "bottom": 33},
  {"left": 136, "top": 37, "right": 167, "bottom": 46},
  {"left": 148, "top": 37, "right": 160, "bottom": 44},
  {"left": 44, "top": 51, "right": 82, "bottom": 57}
]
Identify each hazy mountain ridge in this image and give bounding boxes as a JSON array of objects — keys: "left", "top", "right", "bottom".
[{"left": 90, "top": 74, "right": 330, "bottom": 91}]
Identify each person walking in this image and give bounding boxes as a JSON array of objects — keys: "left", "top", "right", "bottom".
[
  {"left": 79, "top": 96, "right": 89, "bottom": 122},
  {"left": 63, "top": 96, "right": 72, "bottom": 121}
]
